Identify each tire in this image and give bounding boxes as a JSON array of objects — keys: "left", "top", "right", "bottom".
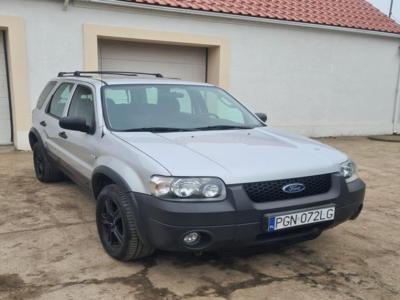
[
  {"left": 32, "top": 143, "right": 64, "bottom": 182},
  {"left": 96, "top": 184, "right": 154, "bottom": 261}
]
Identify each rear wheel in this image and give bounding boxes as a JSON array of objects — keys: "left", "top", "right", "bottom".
[
  {"left": 96, "top": 184, "right": 154, "bottom": 261},
  {"left": 32, "top": 143, "right": 63, "bottom": 182}
]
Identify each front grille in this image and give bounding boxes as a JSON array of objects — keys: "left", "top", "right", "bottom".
[{"left": 243, "top": 174, "right": 332, "bottom": 202}]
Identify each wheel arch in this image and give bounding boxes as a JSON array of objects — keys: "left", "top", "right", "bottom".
[
  {"left": 28, "top": 127, "right": 43, "bottom": 150},
  {"left": 92, "top": 166, "right": 133, "bottom": 199}
]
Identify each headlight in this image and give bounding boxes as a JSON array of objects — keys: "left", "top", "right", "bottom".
[
  {"left": 150, "top": 176, "right": 226, "bottom": 201},
  {"left": 339, "top": 160, "right": 358, "bottom": 183}
]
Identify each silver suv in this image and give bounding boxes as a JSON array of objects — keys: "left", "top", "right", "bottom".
[{"left": 30, "top": 71, "right": 365, "bottom": 261}]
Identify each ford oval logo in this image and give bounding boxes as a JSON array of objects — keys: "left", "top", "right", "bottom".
[{"left": 282, "top": 183, "right": 306, "bottom": 193}]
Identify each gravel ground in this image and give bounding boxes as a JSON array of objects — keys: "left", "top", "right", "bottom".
[{"left": 0, "top": 137, "right": 399, "bottom": 300}]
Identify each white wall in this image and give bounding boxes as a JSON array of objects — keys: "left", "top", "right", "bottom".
[{"left": 1, "top": 0, "right": 399, "bottom": 137}]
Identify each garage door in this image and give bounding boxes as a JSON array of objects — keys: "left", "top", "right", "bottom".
[
  {"left": 99, "top": 40, "right": 207, "bottom": 82},
  {"left": 0, "top": 32, "right": 11, "bottom": 145}
]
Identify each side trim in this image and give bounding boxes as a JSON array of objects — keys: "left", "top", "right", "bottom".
[{"left": 58, "top": 159, "right": 91, "bottom": 190}]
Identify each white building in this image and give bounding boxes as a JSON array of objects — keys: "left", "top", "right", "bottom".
[{"left": 1, "top": 0, "right": 400, "bottom": 150}]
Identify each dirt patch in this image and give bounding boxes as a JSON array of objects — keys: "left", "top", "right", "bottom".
[
  {"left": 0, "top": 274, "right": 25, "bottom": 291},
  {"left": 56, "top": 202, "right": 80, "bottom": 211}
]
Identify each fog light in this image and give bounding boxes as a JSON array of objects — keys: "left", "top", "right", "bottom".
[{"left": 183, "top": 232, "right": 200, "bottom": 246}]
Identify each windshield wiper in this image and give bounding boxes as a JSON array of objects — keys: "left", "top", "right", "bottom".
[
  {"left": 119, "top": 125, "right": 257, "bottom": 132},
  {"left": 191, "top": 125, "right": 255, "bottom": 131},
  {"left": 120, "top": 127, "right": 192, "bottom": 132}
]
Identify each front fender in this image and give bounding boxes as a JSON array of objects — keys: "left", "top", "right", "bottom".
[{"left": 92, "top": 156, "right": 148, "bottom": 194}]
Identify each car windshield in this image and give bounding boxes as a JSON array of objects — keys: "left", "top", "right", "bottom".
[{"left": 102, "top": 84, "right": 264, "bottom": 132}]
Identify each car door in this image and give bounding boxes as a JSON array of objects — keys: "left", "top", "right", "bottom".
[
  {"left": 42, "top": 82, "right": 75, "bottom": 161},
  {"left": 60, "top": 84, "right": 98, "bottom": 186}
]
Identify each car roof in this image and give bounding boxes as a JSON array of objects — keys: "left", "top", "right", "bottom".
[{"left": 52, "top": 76, "right": 215, "bottom": 87}]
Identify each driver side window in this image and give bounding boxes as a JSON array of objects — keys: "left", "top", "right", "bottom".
[{"left": 67, "top": 85, "right": 95, "bottom": 130}]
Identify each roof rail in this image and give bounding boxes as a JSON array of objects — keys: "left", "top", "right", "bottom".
[{"left": 57, "top": 71, "right": 164, "bottom": 78}]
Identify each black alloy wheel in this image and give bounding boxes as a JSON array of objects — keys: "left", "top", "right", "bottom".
[
  {"left": 33, "top": 148, "right": 44, "bottom": 178},
  {"left": 96, "top": 184, "right": 154, "bottom": 261},
  {"left": 100, "top": 197, "right": 125, "bottom": 249}
]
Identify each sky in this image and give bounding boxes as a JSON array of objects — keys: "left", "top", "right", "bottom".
[{"left": 368, "top": 0, "right": 400, "bottom": 22}]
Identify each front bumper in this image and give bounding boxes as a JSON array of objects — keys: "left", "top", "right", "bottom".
[{"left": 129, "top": 174, "right": 365, "bottom": 252}]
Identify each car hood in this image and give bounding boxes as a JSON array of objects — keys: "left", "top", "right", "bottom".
[{"left": 113, "top": 127, "right": 348, "bottom": 184}]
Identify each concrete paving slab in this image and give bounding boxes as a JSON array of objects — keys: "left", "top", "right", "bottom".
[{"left": 0, "top": 137, "right": 399, "bottom": 299}]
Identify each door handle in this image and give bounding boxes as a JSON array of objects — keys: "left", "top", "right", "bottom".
[
  {"left": 40, "top": 121, "right": 47, "bottom": 127},
  {"left": 58, "top": 131, "right": 68, "bottom": 139}
]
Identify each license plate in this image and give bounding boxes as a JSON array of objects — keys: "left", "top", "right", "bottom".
[{"left": 266, "top": 206, "right": 335, "bottom": 232}]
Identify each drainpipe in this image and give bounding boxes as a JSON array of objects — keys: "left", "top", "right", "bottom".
[
  {"left": 389, "top": 0, "right": 394, "bottom": 18},
  {"left": 393, "top": 46, "right": 400, "bottom": 134},
  {"left": 63, "top": 0, "right": 70, "bottom": 10}
]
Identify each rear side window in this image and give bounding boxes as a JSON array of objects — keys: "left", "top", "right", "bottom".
[
  {"left": 36, "top": 81, "right": 57, "bottom": 109},
  {"left": 47, "top": 83, "right": 75, "bottom": 118}
]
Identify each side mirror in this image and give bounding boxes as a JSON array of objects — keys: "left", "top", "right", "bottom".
[
  {"left": 59, "top": 117, "right": 90, "bottom": 133},
  {"left": 255, "top": 112, "right": 267, "bottom": 122}
]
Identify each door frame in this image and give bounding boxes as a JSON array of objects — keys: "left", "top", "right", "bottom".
[
  {"left": 1, "top": 30, "right": 12, "bottom": 144},
  {"left": 83, "top": 24, "right": 230, "bottom": 89},
  {"left": 0, "top": 15, "right": 30, "bottom": 150}
]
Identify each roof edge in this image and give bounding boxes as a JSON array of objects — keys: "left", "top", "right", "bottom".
[{"left": 77, "top": 0, "right": 400, "bottom": 39}]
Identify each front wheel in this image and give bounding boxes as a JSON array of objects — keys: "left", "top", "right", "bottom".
[{"left": 96, "top": 184, "right": 154, "bottom": 261}]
